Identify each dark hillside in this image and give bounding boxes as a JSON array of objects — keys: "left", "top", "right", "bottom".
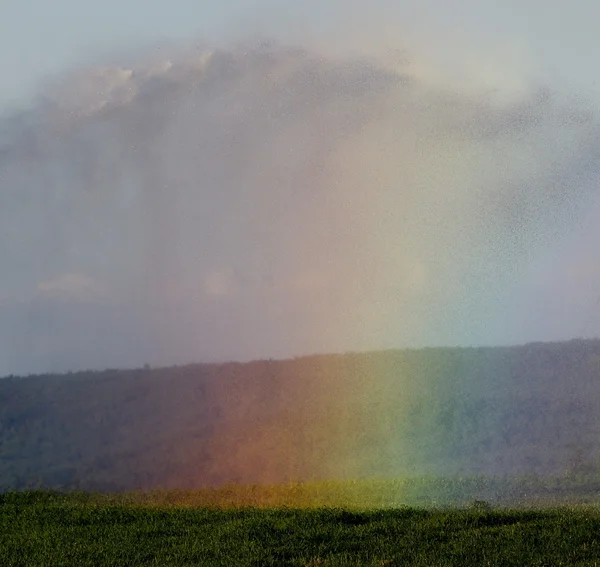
[{"left": 2, "top": 339, "right": 600, "bottom": 491}]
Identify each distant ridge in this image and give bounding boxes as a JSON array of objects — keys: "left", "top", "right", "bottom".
[{"left": 2, "top": 338, "right": 600, "bottom": 492}]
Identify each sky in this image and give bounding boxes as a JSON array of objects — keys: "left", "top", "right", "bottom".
[{"left": 3, "top": 1, "right": 600, "bottom": 375}]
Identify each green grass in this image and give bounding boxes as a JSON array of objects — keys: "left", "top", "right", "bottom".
[
  {"left": 15, "top": 475, "right": 600, "bottom": 510},
  {"left": 3, "top": 491, "right": 600, "bottom": 566}
]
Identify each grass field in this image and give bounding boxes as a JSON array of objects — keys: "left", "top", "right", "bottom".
[{"left": 3, "top": 485, "right": 600, "bottom": 566}]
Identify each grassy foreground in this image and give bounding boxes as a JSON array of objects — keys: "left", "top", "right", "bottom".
[{"left": 3, "top": 491, "right": 600, "bottom": 566}]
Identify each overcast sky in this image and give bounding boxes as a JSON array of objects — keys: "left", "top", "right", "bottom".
[{"left": 2, "top": 1, "right": 600, "bottom": 375}]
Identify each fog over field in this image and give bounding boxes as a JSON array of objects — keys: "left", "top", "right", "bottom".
[{"left": 2, "top": 38, "right": 600, "bottom": 375}]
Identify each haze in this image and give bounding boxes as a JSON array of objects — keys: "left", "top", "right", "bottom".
[{"left": 2, "top": 1, "right": 600, "bottom": 375}]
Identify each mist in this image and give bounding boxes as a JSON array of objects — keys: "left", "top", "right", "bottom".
[{"left": 2, "top": 40, "right": 600, "bottom": 376}]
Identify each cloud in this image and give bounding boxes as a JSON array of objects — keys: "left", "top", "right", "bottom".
[
  {"left": 203, "top": 268, "right": 239, "bottom": 297},
  {"left": 36, "top": 273, "right": 107, "bottom": 301},
  {"left": 1, "top": 39, "right": 600, "bottom": 374},
  {"left": 43, "top": 67, "right": 136, "bottom": 116}
]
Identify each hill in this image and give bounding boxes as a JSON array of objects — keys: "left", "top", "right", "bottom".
[{"left": 2, "top": 339, "right": 600, "bottom": 491}]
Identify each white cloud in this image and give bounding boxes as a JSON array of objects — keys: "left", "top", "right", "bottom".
[{"left": 36, "top": 273, "right": 107, "bottom": 301}]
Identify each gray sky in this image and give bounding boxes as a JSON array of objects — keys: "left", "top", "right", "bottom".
[{"left": 3, "top": 1, "right": 600, "bottom": 375}]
